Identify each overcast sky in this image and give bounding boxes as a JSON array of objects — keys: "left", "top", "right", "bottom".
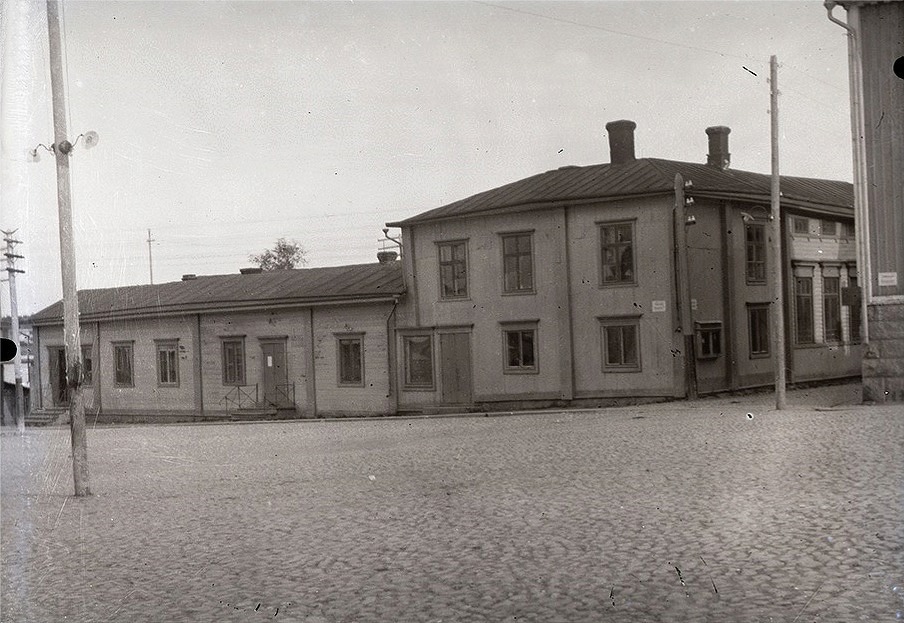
[{"left": 1, "top": 0, "right": 853, "bottom": 315}]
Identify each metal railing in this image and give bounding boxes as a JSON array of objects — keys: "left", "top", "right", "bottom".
[
  {"left": 271, "top": 383, "right": 296, "bottom": 409},
  {"left": 221, "top": 384, "right": 259, "bottom": 411}
]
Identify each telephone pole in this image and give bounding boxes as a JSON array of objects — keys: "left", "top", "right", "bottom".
[
  {"left": 147, "top": 229, "right": 154, "bottom": 284},
  {"left": 47, "top": 0, "right": 90, "bottom": 495},
  {"left": 770, "top": 55, "right": 787, "bottom": 410},
  {"left": 2, "top": 230, "right": 26, "bottom": 434}
]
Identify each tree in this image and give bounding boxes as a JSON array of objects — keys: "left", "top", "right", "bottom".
[{"left": 249, "top": 238, "right": 308, "bottom": 270}]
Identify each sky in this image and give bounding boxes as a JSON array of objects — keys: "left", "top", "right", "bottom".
[{"left": 0, "top": 0, "right": 854, "bottom": 315}]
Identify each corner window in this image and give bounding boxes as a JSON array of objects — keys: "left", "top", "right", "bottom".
[
  {"left": 156, "top": 340, "right": 179, "bottom": 387},
  {"left": 113, "top": 342, "right": 134, "bottom": 387},
  {"left": 599, "top": 222, "right": 635, "bottom": 285},
  {"left": 841, "top": 222, "right": 855, "bottom": 239},
  {"left": 695, "top": 321, "right": 722, "bottom": 359},
  {"left": 337, "top": 335, "right": 364, "bottom": 386},
  {"left": 81, "top": 345, "right": 93, "bottom": 386},
  {"left": 795, "top": 275, "right": 815, "bottom": 344},
  {"left": 403, "top": 334, "right": 434, "bottom": 388},
  {"left": 221, "top": 338, "right": 246, "bottom": 386},
  {"left": 745, "top": 224, "right": 766, "bottom": 284},
  {"left": 747, "top": 304, "right": 770, "bottom": 358},
  {"left": 823, "top": 276, "right": 841, "bottom": 342},
  {"left": 503, "top": 325, "right": 537, "bottom": 373},
  {"left": 792, "top": 217, "right": 809, "bottom": 235},
  {"left": 501, "top": 233, "right": 534, "bottom": 293},
  {"left": 600, "top": 318, "right": 640, "bottom": 371},
  {"left": 438, "top": 241, "right": 468, "bottom": 299}
]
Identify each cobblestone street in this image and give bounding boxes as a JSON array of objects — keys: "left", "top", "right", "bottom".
[{"left": 2, "top": 384, "right": 903, "bottom": 622}]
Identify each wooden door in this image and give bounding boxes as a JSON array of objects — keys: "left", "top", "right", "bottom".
[
  {"left": 260, "top": 341, "right": 288, "bottom": 407},
  {"left": 440, "top": 332, "right": 472, "bottom": 405},
  {"left": 49, "top": 347, "right": 69, "bottom": 406}
]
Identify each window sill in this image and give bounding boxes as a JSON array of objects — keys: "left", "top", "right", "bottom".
[
  {"left": 602, "top": 367, "right": 641, "bottom": 373},
  {"left": 597, "top": 281, "right": 637, "bottom": 289},
  {"left": 501, "top": 290, "right": 536, "bottom": 297},
  {"left": 503, "top": 368, "right": 539, "bottom": 375},
  {"left": 337, "top": 382, "right": 365, "bottom": 388},
  {"left": 749, "top": 353, "right": 770, "bottom": 359},
  {"left": 402, "top": 385, "right": 435, "bottom": 392},
  {"left": 438, "top": 296, "right": 471, "bottom": 303}
]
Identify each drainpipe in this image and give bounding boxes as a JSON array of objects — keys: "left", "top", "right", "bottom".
[
  {"left": 825, "top": 0, "right": 870, "bottom": 344},
  {"left": 386, "top": 296, "right": 399, "bottom": 414}
]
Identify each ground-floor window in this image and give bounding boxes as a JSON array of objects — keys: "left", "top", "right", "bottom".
[
  {"left": 113, "top": 342, "right": 134, "bottom": 387},
  {"left": 81, "top": 345, "right": 93, "bottom": 386},
  {"left": 823, "top": 276, "right": 841, "bottom": 342},
  {"left": 156, "top": 340, "right": 179, "bottom": 386},
  {"left": 747, "top": 304, "right": 770, "bottom": 358},
  {"left": 221, "top": 338, "right": 245, "bottom": 385},
  {"left": 794, "top": 275, "right": 814, "bottom": 344},
  {"left": 336, "top": 334, "right": 364, "bottom": 386},
  {"left": 695, "top": 321, "right": 722, "bottom": 359},
  {"left": 403, "top": 334, "right": 434, "bottom": 388},
  {"left": 502, "top": 325, "right": 537, "bottom": 373},
  {"left": 600, "top": 318, "right": 640, "bottom": 371}
]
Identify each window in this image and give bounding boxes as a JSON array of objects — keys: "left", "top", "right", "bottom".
[
  {"left": 795, "top": 276, "right": 815, "bottom": 344},
  {"left": 847, "top": 275, "right": 861, "bottom": 342},
  {"left": 403, "top": 334, "right": 433, "bottom": 388},
  {"left": 156, "top": 341, "right": 179, "bottom": 386},
  {"left": 820, "top": 219, "right": 837, "bottom": 237},
  {"left": 113, "top": 342, "right": 134, "bottom": 387},
  {"left": 748, "top": 305, "right": 770, "bottom": 358},
  {"left": 503, "top": 327, "right": 537, "bottom": 373},
  {"left": 745, "top": 224, "right": 766, "bottom": 283},
  {"left": 81, "top": 345, "right": 93, "bottom": 386},
  {"left": 792, "top": 217, "right": 810, "bottom": 235},
  {"left": 337, "top": 335, "right": 364, "bottom": 386},
  {"left": 221, "top": 338, "right": 245, "bottom": 385},
  {"left": 695, "top": 322, "right": 722, "bottom": 359},
  {"left": 599, "top": 222, "right": 635, "bottom": 285},
  {"left": 501, "top": 233, "right": 534, "bottom": 293},
  {"left": 823, "top": 276, "right": 841, "bottom": 342},
  {"left": 841, "top": 222, "right": 855, "bottom": 238},
  {"left": 600, "top": 319, "right": 640, "bottom": 370},
  {"left": 438, "top": 241, "right": 468, "bottom": 299}
]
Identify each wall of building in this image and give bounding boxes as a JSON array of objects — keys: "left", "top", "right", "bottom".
[{"left": 35, "top": 324, "right": 99, "bottom": 412}]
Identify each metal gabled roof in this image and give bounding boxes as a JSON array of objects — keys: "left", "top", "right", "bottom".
[
  {"left": 387, "top": 158, "right": 854, "bottom": 227},
  {"left": 32, "top": 262, "right": 405, "bottom": 325}
]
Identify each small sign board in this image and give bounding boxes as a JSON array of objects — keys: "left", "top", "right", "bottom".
[
  {"left": 691, "top": 298, "right": 698, "bottom": 311},
  {"left": 652, "top": 300, "right": 667, "bottom": 313},
  {"left": 878, "top": 272, "right": 899, "bottom": 287}
]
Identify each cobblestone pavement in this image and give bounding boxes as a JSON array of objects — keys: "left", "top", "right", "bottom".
[{"left": 2, "top": 384, "right": 903, "bottom": 622}]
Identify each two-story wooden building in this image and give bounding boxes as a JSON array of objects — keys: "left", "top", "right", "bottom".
[{"left": 386, "top": 121, "right": 861, "bottom": 412}]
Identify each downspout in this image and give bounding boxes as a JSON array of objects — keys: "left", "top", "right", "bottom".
[
  {"left": 386, "top": 296, "right": 399, "bottom": 414},
  {"left": 826, "top": 0, "right": 870, "bottom": 344}
]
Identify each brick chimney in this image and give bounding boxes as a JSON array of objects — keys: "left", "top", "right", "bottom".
[
  {"left": 706, "top": 126, "right": 731, "bottom": 169},
  {"left": 606, "top": 120, "right": 637, "bottom": 165},
  {"left": 377, "top": 250, "right": 398, "bottom": 264}
]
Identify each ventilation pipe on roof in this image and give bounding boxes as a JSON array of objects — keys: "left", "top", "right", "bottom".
[
  {"left": 239, "top": 267, "right": 263, "bottom": 275},
  {"left": 377, "top": 250, "right": 398, "bottom": 264},
  {"left": 181, "top": 274, "right": 197, "bottom": 281},
  {"left": 606, "top": 120, "right": 637, "bottom": 165},
  {"left": 706, "top": 126, "right": 731, "bottom": 169}
]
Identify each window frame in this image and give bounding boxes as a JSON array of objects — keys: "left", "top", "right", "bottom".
[
  {"left": 792, "top": 217, "right": 810, "bottom": 235},
  {"left": 500, "top": 231, "right": 535, "bottom": 295},
  {"left": 823, "top": 275, "right": 842, "bottom": 343},
  {"left": 402, "top": 333, "right": 435, "bottom": 390},
  {"left": 747, "top": 304, "right": 771, "bottom": 359},
  {"left": 794, "top": 274, "right": 815, "bottom": 345},
  {"left": 437, "top": 240, "right": 469, "bottom": 300},
  {"left": 335, "top": 333, "right": 365, "bottom": 387},
  {"left": 156, "top": 340, "right": 180, "bottom": 387},
  {"left": 599, "top": 316, "right": 641, "bottom": 372},
  {"left": 221, "top": 337, "right": 246, "bottom": 386},
  {"left": 112, "top": 341, "right": 134, "bottom": 388},
  {"left": 820, "top": 219, "right": 838, "bottom": 237},
  {"left": 745, "top": 223, "right": 767, "bottom": 284},
  {"left": 81, "top": 345, "right": 93, "bottom": 387},
  {"left": 597, "top": 220, "right": 636, "bottom": 287},
  {"left": 847, "top": 273, "right": 861, "bottom": 343},
  {"left": 695, "top": 321, "right": 723, "bottom": 360},
  {"left": 501, "top": 322, "right": 538, "bottom": 374},
  {"left": 841, "top": 222, "right": 855, "bottom": 239}
]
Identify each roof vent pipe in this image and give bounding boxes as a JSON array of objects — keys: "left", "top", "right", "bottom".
[
  {"left": 181, "top": 274, "right": 197, "bottom": 281},
  {"left": 239, "top": 267, "right": 263, "bottom": 275},
  {"left": 377, "top": 250, "right": 398, "bottom": 264},
  {"left": 706, "top": 126, "right": 731, "bottom": 169},
  {"left": 606, "top": 120, "right": 637, "bottom": 165}
]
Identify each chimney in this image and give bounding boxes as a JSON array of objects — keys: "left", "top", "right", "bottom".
[
  {"left": 181, "top": 274, "right": 197, "bottom": 281},
  {"left": 706, "top": 126, "right": 731, "bottom": 169},
  {"left": 606, "top": 120, "right": 637, "bottom": 165},
  {"left": 239, "top": 267, "right": 263, "bottom": 275},
  {"left": 377, "top": 250, "right": 398, "bottom": 264}
]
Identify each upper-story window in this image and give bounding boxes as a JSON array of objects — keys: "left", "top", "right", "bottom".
[
  {"left": 438, "top": 241, "right": 468, "bottom": 299},
  {"left": 501, "top": 233, "right": 534, "bottom": 293},
  {"left": 841, "top": 222, "right": 855, "bottom": 239},
  {"left": 820, "top": 220, "right": 837, "bottom": 237},
  {"left": 745, "top": 224, "right": 766, "bottom": 284},
  {"left": 599, "top": 222, "right": 635, "bottom": 285},
  {"left": 792, "top": 217, "right": 810, "bottom": 235}
]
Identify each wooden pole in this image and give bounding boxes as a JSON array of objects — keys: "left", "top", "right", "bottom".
[
  {"left": 47, "top": 0, "right": 90, "bottom": 495},
  {"left": 770, "top": 55, "right": 787, "bottom": 410},
  {"left": 147, "top": 229, "right": 154, "bottom": 284}
]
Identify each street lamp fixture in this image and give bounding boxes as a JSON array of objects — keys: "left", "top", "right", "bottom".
[{"left": 29, "top": 130, "right": 98, "bottom": 161}]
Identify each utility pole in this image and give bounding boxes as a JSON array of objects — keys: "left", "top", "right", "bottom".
[
  {"left": 770, "top": 55, "right": 787, "bottom": 410},
  {"left": 674, "top": 174, "right": 697, "bottom": 400},
  {"left": 2, "top": 230, "right": 26, "bottom": 434},
  {"left": 47, "top": 0, "right": 90, "bottom": 495},
  {"left": 147, "top": 229, "right": 154, "bottom": 284}
]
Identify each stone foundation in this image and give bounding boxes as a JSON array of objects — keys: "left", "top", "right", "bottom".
[{"left": 862, "top": 303, "right": 904, "bottom": 403}]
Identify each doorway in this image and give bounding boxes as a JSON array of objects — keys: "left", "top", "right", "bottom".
[
  {"left": 48, "top": 347, "right": 69, "bottom": 406},
  {"left": 260, "top": 340, "right": 289, "bottom": 408},
  {"left": 440, "top": 332, "right": 472, "bottom": 405}
]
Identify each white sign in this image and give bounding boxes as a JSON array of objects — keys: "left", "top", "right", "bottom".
[
  {"left": 652, "top": 300, "right": 667, "bottom": 313},
  {"left": 878, "top": 272, "right": 899, "bottom": 287},
  {"left": 691, "top": 298, "right": 698, "bottom": 311},
  {"left": 267, "top": 356, "right": 273, "bottom": 367}
]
